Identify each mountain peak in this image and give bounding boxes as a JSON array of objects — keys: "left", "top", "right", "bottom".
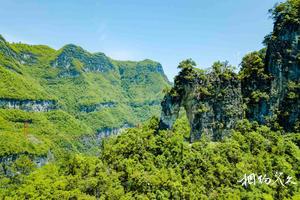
[
  {"left": 60, "top": 44, "right": 87, "bottom": 54},
  {"left": 53, "top": 44, "right": 114, "bottom": 72}
]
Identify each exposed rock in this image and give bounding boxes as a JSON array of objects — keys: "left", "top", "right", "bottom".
[
  {"left": 118, "top": 59, "right": 170, "bottom": 85},
  {"left": 140, "top": 59, "right": 165, "bottom": 74},
  {"left": 240, "top": 3, "right": 300, "bottom": 131},
  {"left": 0, "top": 35, "right": 18, "bottom": 60},
  {"left": 58, "top": 69, "right": 81, "bottom": 78},
  {"left": 239, "top": 49, "right": 272, "bottom": 124},
  {"left": 0, "top": 98, "right": 57, "bottom": 112},
  {"left": 19, "top": 52, "right": 37, "bottom": 65},
  {"left": 265, "top": 17, "right": 300, "bottom": 131},
  {"left": 0, "top": 35, "right": 23, "bottom": 73},
  {"left": 79, "top": 124, "right": 132, "bottom": 154},
  {"left": 96, "top": 123, "right": 132, "bottom": 140},
  {"left": 129, "top": 100, "right": 160, "bottom": 107},
  {"left": 0, "top": 151, "right": 53, "bottom": 176},
  {"left": 79, "top": 102, "right": 116, "bottom": 113},
  {"left": 159, "top": 60, "right": 243, "bottom": 142}
]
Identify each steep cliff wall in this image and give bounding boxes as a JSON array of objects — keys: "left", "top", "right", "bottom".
[
  {"left": 160, "top": 60, "right": 243, "bottom": 142},
  {"left": 0, "top": 98, "right": 57, "bottom": 112},
  {"left": 79, "top": 102, "right": 116, "bottom": 113},
  {"left": 160, "top": 24, "right": 300, "bottom": 140},
  {"left": 239, "top": 49, "right": 271, "bottom": 124},
  {"left": 265, "top": 9, "right": 300, "bottom": 131},
  {"left": 239, "top": 1, "right": 300, "bottom": 131}
]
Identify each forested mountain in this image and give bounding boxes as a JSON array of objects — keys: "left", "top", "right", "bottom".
[
  {"left": 0, "top": 0, "right": 300, "bottom": 199},
  {"left": 0, "top": 35, "right": 170, "bottom": 160}
]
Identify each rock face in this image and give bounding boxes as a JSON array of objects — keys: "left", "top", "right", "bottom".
[
  {"left": 19, "top": 52, "right": 37, "bottom": 65},
  {"left": 159, "top": 61, "right": 243, "bottom": 142},
  {"left": 240, "top": 49, "right": 271, "bottom": 124},
  {"left": 241, "top": 3, "right": 300, "bottom": 132},
  {"left": 79, "top": 102, "right": 116, "bottom": 113},
  {"left": 0, "top": 98, "right": 57, "bottom": 112},
  {"left": 96, "top": 124, "right": 132, "bottom": 140},
  {"left": 0, "top": 152, "right": 53, "bottom": 176},
  {"left": 78, "top": 124, "right": 132, "bottom": 154},
  {"left": 129, "top": 100, "right": 160, "bottom": 107},
  {"left": 264, "top": 16, "right": 300, "bottom": 131},
  {"left": 0, "top": 35, "right": 18, "bottom": 61},
  {"left": 160, "top": 2, "right": 300, "bottom": 141}
]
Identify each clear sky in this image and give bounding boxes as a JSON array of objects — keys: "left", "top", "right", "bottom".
[{"left": 0, "top": 0, "right": 279, "bottom": 81}]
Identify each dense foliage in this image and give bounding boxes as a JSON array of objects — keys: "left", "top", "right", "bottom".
[
  {"left": 1, "top": 1, "right": 300, "bottom": 199},
  {"left": 0, "top": 36, "right": 170, "bottom": 158},
  {"left": 270, "top": 0, "right": 300, "bottom": 26},
  {"left": 264, "top": 0, "right": 300, "bottom": 46},
  {"left": 0, "top": 118, "right": 299, "bottom": 199}
]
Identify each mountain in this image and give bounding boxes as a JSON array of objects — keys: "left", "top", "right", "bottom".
[
  {"left": 0, "top": 1, "right": 300, "bottom": 199},
  {"left": 159, "top": 60, "right": 243, "bottom": 142},
  {"left": 159, "top": 0, "right": 300, "bottom": 141},
  {"left": 0, "top": 36, "right": 170, "bottom": 159}
]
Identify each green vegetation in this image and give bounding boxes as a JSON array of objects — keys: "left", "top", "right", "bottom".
[
  {"left": 287, "top": 81, "right": 300, "bottom": 100},
  {"left": 0, "top": 118, "right": 299, "bottom": 199},
  {"left": 0, "top": 35, "right": 170, "bottom": 160},
  {"left": 0, "top": 108, "right": 95, "bottom": 156},
  {"left": 239, "top": 49, "right": 272, "bottom": 123},
  {"left": 264, "top": 0, "right": 300, "bottom": 46},
  {"left": 0, "top": 66, "right": 53, "bottom": 100},
  {"left": 0, "top": 1, "right": 300, "bottom": 198},
  {"left": 270, "top": 0, "right": 300, "bottom": 26}
]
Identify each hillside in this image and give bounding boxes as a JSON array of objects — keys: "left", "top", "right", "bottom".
[
  {"left": 0, "top": 36, "right": 170, "bottom": 159},
  {"left": 0, "top": 0, "right": 300, "bottom": 199}
]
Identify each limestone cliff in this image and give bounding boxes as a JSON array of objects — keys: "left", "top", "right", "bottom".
[
  {"left": 160, "top": 1, "right": 300, "bottom": 141},
  {"left": 241, "top": 1, "right": 300, "bottom": 131},
  {"left": 264, "top": 5, "right": 300, "bottom": 131},
  {"left": 239, "top": 49, "right": 271, "bottom": 124},
  {"left": 0, "top": 98, "right": 57, "bottom": 112},
  {"left": 160, "top": 60, "right": 243, "bottom": 142}
]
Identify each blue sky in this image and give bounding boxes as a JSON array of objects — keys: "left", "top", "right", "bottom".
[{"left": 0, "top": 0, "right": 279, "bottom": 80}]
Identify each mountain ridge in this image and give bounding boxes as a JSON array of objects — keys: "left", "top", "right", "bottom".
[{"left": 0, "top": 35, "right": 171, "bottom": 158}]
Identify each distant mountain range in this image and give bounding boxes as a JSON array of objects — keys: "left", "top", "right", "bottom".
[{"left": 0, "top": 35, "right": 170, "bottom": 157}]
